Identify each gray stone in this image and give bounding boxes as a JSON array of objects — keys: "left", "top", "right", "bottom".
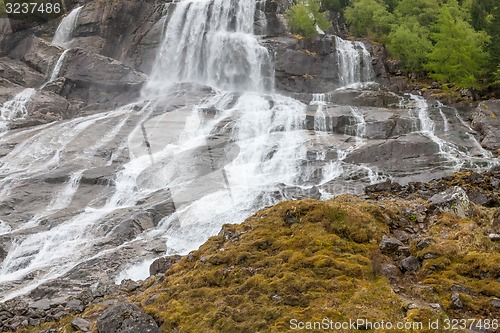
[
  {"left": 416, "top": 238, "right": 433, "bottom": 250},
  {"left": 379, "top": 235, "right": 404, "bottom": 254},
  {"left": 97, "top": 303, "right": 159, "bottom": 333},
  {"left": 66, "top": 299, "right": 85, "bottom": 313},
  {"left": 401, "top": 256, "right": 420, "bottom": 272},
  {"left": 429, "top": 186, "right": 471, "bottom": 218},
  {"left": 429, "top": 303, "right": 442, "bottom": 310},
  {"left": 492, "top": 299, "right": 500, "bottom": 308},
  {"left": 119, "top": 279, "right": 141, "bottom": 292},
  {"left": 19, "top": 36, "right": 63, "bottom": 74},
  {"left": 488, "top": 234, "right": 500, "bottom": 242},
  {"left": 149, "top": 255, "right": 182, "bottom": 276},
  {"left": 71, "top": 317, "right": 92, "bottom": 332},
  {"left": 471, "top": 100, "right": 500, "bottom": 151},
  {"left": 379, "top": 263, "right": 401, "bottom": 281},
  {"left": 29, "top": 299, "right": 51, "bottom": 311},
  {"left": 451, "top": 292, "right": 463, "bottom": 309},
  {"left": 0, "top": 58, "right": 46, "bottom": 87}
]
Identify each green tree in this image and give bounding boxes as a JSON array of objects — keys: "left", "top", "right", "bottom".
[
  {"left": 344, "top": 0, "right": 393, "bottom": 39},
  {"left": 486, "top": 5, "right": 500, "bottom": 75},
  {"left": 286, "top": 0, "right": 330, "bottom": 39},
  {"left": 387, "top": 19, "right": 432, "bottom": 73},
  {"left": 425, "top": 1, "right": 490, "bottom": 89},
  {"left": 394, "top": 0, "right": 440, "bottom": 27},
  {"left": 469, "top": 0, "right": 496, "bottom": 30},
  {"left": 322, "top": 0, "right": 351, "bottom": 11}
]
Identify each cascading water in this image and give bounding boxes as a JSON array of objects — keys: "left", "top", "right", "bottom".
[
  {"left": 310, "top": 93, "right": 328, "bottom": 132},
  {"left": 48, "top": 49, "right": 70, "bottom": 82},
  {"left": 144, "top": 0, "right": 274, "bottom": 93},
  {"left": 52, "top": 6, "right": 83, "bottom": 48},
  {"left": 0, "top": 88, "right": 36, "bottom": 135},
  {"left": 0, "top": 0, "right": 498, "bottom": 301},
  {"left": 410, "top": 94, "right": 495, "bottom": 170},
  {"left": 335, "top": 36, "right": 374, "bottom": 87}
]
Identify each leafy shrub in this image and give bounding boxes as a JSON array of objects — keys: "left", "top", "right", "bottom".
[
  {"left": 387, "top": 19, "right": 432, "bottom": 73},
  {"left": 285, "top": 0, "right": 330, "bottom": 39},
  {"left": 344, "top": 0, "right": 393, "bottom": 39}
]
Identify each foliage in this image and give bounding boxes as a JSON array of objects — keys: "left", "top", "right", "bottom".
[
  {"left": 322, "top": 0, "right": 350, "bottom": 11},
  {"left": 493, "top": 66, "right": 500, "bottom": 87},
  {"left": 393, "top": 0, "right": 440, "bottom": 26},
  {"left": 387, "top": 19, "right": 432, "bottom": 73},
  {"left": 424, "top": 1, "right": 490, "bottom": 89},
  {"left": 344, "top": 0, "right": 393, "bottom": 39},
  {"left": 285, "top": 0, "right": 330, "bottom": 39},
  {"left": 342, "top": 0, "right": 498, "bottom": 89}
]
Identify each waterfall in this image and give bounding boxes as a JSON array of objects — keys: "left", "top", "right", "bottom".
[
  {"left": 349, "top": 106, "right": 366, "bottom": 143},
  {"left": 0, "top": 88, "right": 36, "bottom": 134},
  {"left": 144, "top": 0, "right": 274, "bottom": 94},
  {"left": 52, "top": 6, "right": 83, "bottom": 48},
  {"left": 49, "top": 49, "right": 70, "bottom": 82},
  {"left": 310, "top": 93, "right": 328, "bottom": 132},
  {"left": 1, "top": 0, "right": 499, "bottom": 300},
  {"left": 335, "top": 36, "right": 374, "bottom": 87},
  {"left": 410, "top": 94, "right": 495, "bottom": 170}
]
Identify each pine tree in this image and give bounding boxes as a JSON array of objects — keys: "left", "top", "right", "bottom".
[
  {"left": 286, "top": 0, "right": 330, "bottom": 39},
  {"left": 387, "top": 19, "right": 432, "bottom": 73},
  {"left": 425, "top": 1, "right": 490, "bottom": 89}
]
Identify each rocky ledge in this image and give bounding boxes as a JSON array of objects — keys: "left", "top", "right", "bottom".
[{"left": 2, "top": 168, "right": 498, "bottom": 333}]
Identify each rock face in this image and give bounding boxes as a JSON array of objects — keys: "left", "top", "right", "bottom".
[
  {"left": 58, "top": 48, "right": 148, "bottom": 107},
  {"left": 269, "top": 36, "right": 340, "bottom": 93},
  {"left": 97, "top": 303, "right": 159, "bottom": 333},
  {"left": 428, "top": 187, "right": 471, "bottom": 218},
  {"left": 71, "top": 0, "right": 165, "bottom": 73},
  {"left": 12, "top": 36, "right": 64, "bottom": 75},
  {"left": 0, "top": 0, "right": 499, "bottom": 327},
  {"left": 149, "top": 254, "right": 182, "bottom": 276},
  {"left": 472, "top": 100, "right": 500, "bottom": 152}
]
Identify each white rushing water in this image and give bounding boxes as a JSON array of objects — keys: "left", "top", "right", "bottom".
[
  {"left": 0, "top": 88, "right": 36, "bottom": 135},
  {"left": 52, "top": 6, "right": 83, "bottom": 48},
  {"left": 335, "top": 36, "right": 374, "bottom": 87},
  {"left": 145, "top": 0, "right": 274, "bottom": 94},
  {"left": 410, "top": 94, "right": 495, "bottom": 170},
  {"left": 311, "top": 93, "right": 328, "bottom": 132},
  {"left": 49, "top": 49, "right": 70, "bottom": 82}
]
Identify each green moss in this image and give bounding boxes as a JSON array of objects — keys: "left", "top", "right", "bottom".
[{"left": 29, "top": 192, "right": 500, "bottom": 333}]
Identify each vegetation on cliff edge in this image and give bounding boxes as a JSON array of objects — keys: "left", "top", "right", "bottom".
[
  {"left": 24, "top": 186, "right": 499, "bottom": 333},
  {"left": 286, "top": 0, "right": 500, "bottom": 91}
]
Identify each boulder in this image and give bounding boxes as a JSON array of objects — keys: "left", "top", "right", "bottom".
[
  {"left": 149, "top": 255, "right": 182, "bottom": 276},
  {"left": 9, "top": 91, "right": 70, "bottom": 130},
  {"left": 379, "top": 235, "right": 404, "bottom": 254},
  {"left": 63, "top": 48, "right": 147, "bottom": 90},
  {"left": 471, "top": 100, "right": 500, "bottom": 152},
  {"left": 71, "top": 317, "right": 91, "bottom": 332},
  {"left": 17, "top": 36, "right": 64, "bottom": 75},
  {"left": 428, "top": 186, "right": 471, "bottom": 218},
  {"left": 450, "top": 292, "right": 463, "bottom": 309},
  {"left": 345, "top": 134, "right": 442, "bottom": 178},
  {"left": 0, "top": 58, "right": 46, "bottom": 87},
  {"left": 97, "top": 303, "right": 159, "bottom": 333},
  {"left": 400, "top": 256, "right": 420, "bottom": 272},
  {"left": 29, "top": 299, "right": 51, "bottom": 311}
]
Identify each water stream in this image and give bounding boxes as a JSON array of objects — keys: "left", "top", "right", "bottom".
[{"left": 0, "top": 0, "right": 498, "bottom": 299}]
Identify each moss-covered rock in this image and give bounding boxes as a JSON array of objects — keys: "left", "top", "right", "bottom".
[{"left": 14, "top": 186, "right": 500, "bottom": 333}]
